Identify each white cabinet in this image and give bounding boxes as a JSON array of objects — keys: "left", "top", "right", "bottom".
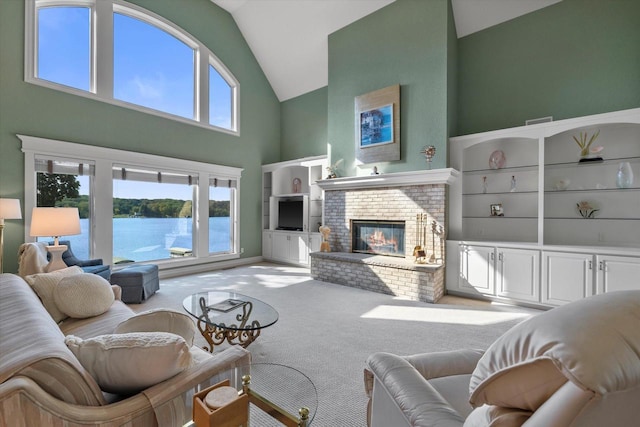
[
  {"left": 458, "top": 244, "right": 539, "bottom": 302},
  {"left": 459, "top": 245, "right": 495, "bottom": 295},
  {"left": 309, "top": 233, "right": 322, "bottom": 253},
  {"left": 265, "top": 231, "right": 309, "bottom": 265},
  {"left": 262, "top": 231, "right": 273, "bottom": 260},
  {"left": 496, "top": 248, "right": 539, "bottom": 302},
  {"left": 596, "top": 255, "right": 640, "bottom": 294},
  {"left": 542, "top": 251, "right": 594, "bottom": 306},
  {"left": 448, "top": 108, "right": 640, "bottom": 307},
  {"left": 262, "top": 156, "right": 327, "bottom": 266}
]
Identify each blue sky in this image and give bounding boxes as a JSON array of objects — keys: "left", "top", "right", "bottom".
[{"left": 40, "top": 6, "right": 232, "bottom": 201}]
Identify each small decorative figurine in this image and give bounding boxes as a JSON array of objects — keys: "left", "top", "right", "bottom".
[
  {"left": 482, "top": 176, "right": 488, "bottom": 194},
  {"left": 292, "top": 177, "right": 302, "bottom": 193},
  {"left": 371, "top": 166, "right": 379, "bottom": 175},
  {"left": 319, "top": 225, "right": 331, "bottom": 252},
  {"left": 420, "top": 145, "right": 436, "bottom": 170},
  {"left": 325, "top": 159, "right": 343, "bottom": 179},
  {"left": 510, "top": 175, "right": 517, "bottom": 192}
]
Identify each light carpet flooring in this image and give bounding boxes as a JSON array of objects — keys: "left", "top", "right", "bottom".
[{"left": 129, "top": 262, "right": 541, "bottom": 426}]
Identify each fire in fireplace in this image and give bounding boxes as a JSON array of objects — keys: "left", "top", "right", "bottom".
[{"left": 352, "top": 220, "right": 405, "bottom": 257}]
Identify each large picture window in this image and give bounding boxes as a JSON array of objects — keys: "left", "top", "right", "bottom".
[
  {"left": 112, "top": 166, "right": 196, "bottom": 263},
  {"left": 21, "top": 135, "right": 242, "bottom": 270},
  {"left": 26, "top": 0, "right": 239, "bottom": 134}
]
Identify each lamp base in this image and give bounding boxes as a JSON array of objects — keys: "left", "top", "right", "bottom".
[{"left": 45, "top": 244, "right": 68, "bottom": 272}]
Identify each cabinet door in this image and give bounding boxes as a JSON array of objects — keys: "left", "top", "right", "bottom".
[
  {"left": 542, "top": 251, "right": 594, "bottom": 306},
  {"left": 291, "top": 235, "right": 308, "bottom": 265},
  {"left": 271, "top": 233, "right": 290, "bottom": 262},
  {"left": 496, "top": 248, "right": 540, "bottom": 302},
  {"left": 309, "top": 234, "right": 322, "bottom": 253},
  {"left": 460, "top": 245, "right": 495, "bottom": 295},
  {"left": 596, "top": 255, "right": 640, "bottom": 294},
  {"left": 262, "top": 231, "right": 273, "bottom": 260}
]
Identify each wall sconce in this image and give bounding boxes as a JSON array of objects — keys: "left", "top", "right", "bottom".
[
  {"left": 30, "top": 207, "right": 81, "bottom": 272},
  {"left": 0, "top": 198, "right": 23, "bottom": 273}
]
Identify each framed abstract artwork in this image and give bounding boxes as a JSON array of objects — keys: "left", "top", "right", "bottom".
[{"left": 355, "top": 84, "right": 400, "bottom": 164}]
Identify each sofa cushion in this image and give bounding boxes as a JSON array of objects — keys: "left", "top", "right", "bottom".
[
  {"left": 24, "top": 266, "right": 84, "bottom": 322},
  {"left": 469, "top": 291, "right": 640, "bottom": 411},
  {"left": 54, "top": 273, "right": 115, "bottom": 318},
  {"left": 59, "top": 300, "right": 135, "bottom": 338},
  {"left": 65, "top": 332, "right": 193, "bottom": 395},
  {"left": 463, "top": 405, "right": 532, "bottom": 427}
]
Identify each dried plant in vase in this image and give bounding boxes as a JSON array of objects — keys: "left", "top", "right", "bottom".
[{"left": 573, "top": 130, "right": 602, "bottom": 161}]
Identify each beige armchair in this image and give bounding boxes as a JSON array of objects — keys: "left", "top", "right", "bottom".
[{"left": 365, "top": 290, "right": 640, "bottom": 426}]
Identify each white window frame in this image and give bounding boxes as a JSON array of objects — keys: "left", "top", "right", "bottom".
[
  {"left": 25, "top": 0, "right": 240, "bottom": 135},
  {"left": 20, "top": 134, "right": 243, "bottom": 270}
]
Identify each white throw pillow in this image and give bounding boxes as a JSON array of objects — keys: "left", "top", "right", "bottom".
[
  {"left": 115, "top": 308, "right": 196, "bottom": 346},
  {"left": 65, "top": 332, "right": 193, "bottom": 395},
  {"left": 54, "top": 273, "right": 115, "bottom": 318},
  {"left": 25, "top": 266, "right": 84, "bottom": 323}
]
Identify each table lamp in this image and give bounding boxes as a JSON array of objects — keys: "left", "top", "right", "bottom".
[
  {"left": 0, "top": 198, "right": 23, "bottom": 274},
  {"left": 30, "top": 207, "right": 81, "bottom": 272}
]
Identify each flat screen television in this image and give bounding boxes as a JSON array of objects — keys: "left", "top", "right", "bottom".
[{"left": 277, "top": 200, "right": 304, "bottom": 231}]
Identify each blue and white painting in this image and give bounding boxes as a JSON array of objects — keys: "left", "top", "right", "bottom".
[{"left": 359, "top": 103, "right": 394, "bottom": 147}]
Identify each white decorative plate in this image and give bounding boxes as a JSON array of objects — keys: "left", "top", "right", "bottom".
[{"left": 489, "top": 150, "right": 506, "bottom": 169}]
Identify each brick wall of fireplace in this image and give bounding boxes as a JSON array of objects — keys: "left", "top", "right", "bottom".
[
  {"left": 310, "top": 175, "right": 452, "bottom": 303},
  {"left": 323, "top": 184, "right": 446, "bottom": 261}
]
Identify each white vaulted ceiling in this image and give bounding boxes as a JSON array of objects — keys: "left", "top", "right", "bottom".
[{"left": 212, "top": 0, "right": 562, "bottom": 101}]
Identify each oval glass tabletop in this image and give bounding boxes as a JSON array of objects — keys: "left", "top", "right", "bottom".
[{"left": 183, "top": 291, "right": 279, "bottom": 352}]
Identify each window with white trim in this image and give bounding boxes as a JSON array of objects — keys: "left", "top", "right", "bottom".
[
  {"left": 26, "top": 0, "right": 239, "bottom": 133},
  {"left": 21, "top": 135, "right": 243, "bottom": 269}
]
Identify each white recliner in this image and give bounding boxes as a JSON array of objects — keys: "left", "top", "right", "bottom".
[{"left": 364, "top": 290, "right": 640, "bottom": 427}]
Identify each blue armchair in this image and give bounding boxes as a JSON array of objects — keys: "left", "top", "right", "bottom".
[{"left": 49, "top": 240, "right": 111, "bottom": 280}]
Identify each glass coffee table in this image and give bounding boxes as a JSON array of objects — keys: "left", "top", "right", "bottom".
[
  {"left": 190, "top": 363, "right": 317, "bottom": 427},
  {"left": 183, "top": 291, "right": 279, "bottom": 353}
]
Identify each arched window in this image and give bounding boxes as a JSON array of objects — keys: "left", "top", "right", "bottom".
[{"left": 26, "top": 0, "right": 239, "bottom": 134}]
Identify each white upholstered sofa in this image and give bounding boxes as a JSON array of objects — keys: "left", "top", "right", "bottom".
[
  {"left": 0, "top": 272, "right": 250, "bottom": 426},
  {"left": 364, "top": 290, "right": 640, "bottom": 426}
]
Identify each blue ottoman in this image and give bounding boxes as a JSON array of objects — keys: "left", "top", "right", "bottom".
[{"left": 110, "top": 264, "right": 159, "bottom": 304}]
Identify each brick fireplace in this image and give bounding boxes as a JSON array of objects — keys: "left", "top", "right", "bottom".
[{"left": 311, "top": 169, "right": 458, "bottom": 303}]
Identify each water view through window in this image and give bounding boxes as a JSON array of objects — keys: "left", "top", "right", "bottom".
[{"left": 63, "top": 217, "right": 230, "bottom": 262}]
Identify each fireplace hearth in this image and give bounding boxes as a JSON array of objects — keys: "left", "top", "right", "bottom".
[{"left": 352, "top": 220, "right": 405, "bottom": 257}]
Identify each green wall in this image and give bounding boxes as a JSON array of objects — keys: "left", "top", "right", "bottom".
[
  {"left": 327, "top": 0, "right": 453, "bottom": 176},
  {"left": 0, "top": 0, "right": 280, "bottom": 272},
  {"left": 280, "top": 86, "right": 328, "bottom": 161},
  {"left": 457, "top": 0, "right": 640, "bottom": 136}
]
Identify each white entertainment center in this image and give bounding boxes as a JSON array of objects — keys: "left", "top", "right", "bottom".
[
  {"left": 447, "top": 107, "right": 640, "bottom": 308},
  {"left": 262, "top": 155, "right": 327, "bottom": 266}
]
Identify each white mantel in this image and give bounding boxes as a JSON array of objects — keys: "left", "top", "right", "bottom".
[{"left": 315, "top": 168, "right": 459, "bottom": 191}]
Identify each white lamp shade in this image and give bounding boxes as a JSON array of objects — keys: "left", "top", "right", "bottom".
[
  {"left": 0, "top": 199, "right": 22, "bottom": 220},
  {"left": 30, "top": 207, "right": 81, "bottom": 237}
]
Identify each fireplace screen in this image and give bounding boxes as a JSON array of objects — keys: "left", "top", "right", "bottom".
[{"left": 352, "top": 220, "right": 405, "bottom": 257}]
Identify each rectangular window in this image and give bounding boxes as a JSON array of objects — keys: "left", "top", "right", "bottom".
[
  {"left": 112, "top": 166, "right": 196, "bottom": 263},
  {"left": 37, "top": 6, "right": 91, "bottom": 91},
  {"left": 209, "top": 177, "right": 236, "bottom": 253},
  {"left": 35, "top": 157, "right": 94, "bottom": 258}
]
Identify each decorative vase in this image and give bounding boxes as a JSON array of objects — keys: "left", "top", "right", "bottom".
[{"left": 616, "top": 162, "right": 634, "bottom": 189}]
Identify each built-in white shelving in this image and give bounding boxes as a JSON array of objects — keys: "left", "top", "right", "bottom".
[{"left": 447, "top": 108, "right": 640, "bottom": 308}]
